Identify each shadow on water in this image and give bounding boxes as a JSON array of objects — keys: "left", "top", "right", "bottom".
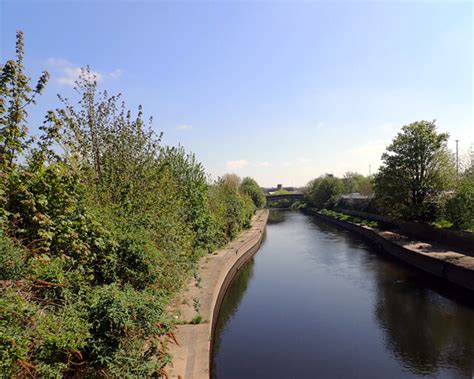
[
  {"left": 310, "top": 213, "right": 474, "bottom": 376},
  {"left": 267, "top": 209, "right": 288, "bottom": 224},
  {"left": 373, "top": 262, "right": 474, "bottom": 377},
  {"left": 212, "top": 257, "right": 256, "bottom": 376}
]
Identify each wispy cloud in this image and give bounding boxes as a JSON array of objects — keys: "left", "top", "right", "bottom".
[
  {"left": 298, "top": 157, "right": 312, "bottom": 164},
  {"left": 256, "top": 161, "right": 271, "bottom": 167},
  {"left": 176, "top": 124, "right": 192, "bottom": 131},
  {"left": 108, "top": 69, "right": 123, "bottom": 79},
  {"left": 226, "top": 159, "right": 249, "bottom": 170},
  {"left": 47, "top": 57, "right": 123, "bottom": 86}
]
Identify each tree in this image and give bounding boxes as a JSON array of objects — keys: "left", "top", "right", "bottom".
[
  {"left": 445, "top": 171, "right": 474, "bottom": 231},
  {"left": 159, "top": 146, "right": 215, "bottom": 251},
  {"left": 342, "top": 172, "right": 373, "bottom": 195},
  {"left": 374, "top": 120, "right": 456, "bottom": 220},
  {"left": 305, "top": 174, "right": 344, "bottom": 209},
  {"left": 240, "top": 177, "right": 266, "bottom": 208},
  {"left": 0, "top": 31, "right": 49, "bottom": 172}
]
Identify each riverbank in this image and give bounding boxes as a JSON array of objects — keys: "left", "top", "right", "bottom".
[
  {"left": 166, "top": 209, "right": 269, "bottom": 379},
  {"left": 304, "top": 209, "right": 474, "bottom": 291}
]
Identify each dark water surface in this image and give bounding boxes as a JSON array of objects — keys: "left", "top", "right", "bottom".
[{"left": 212, "top": 210, "right": 474, "bottom": 379}]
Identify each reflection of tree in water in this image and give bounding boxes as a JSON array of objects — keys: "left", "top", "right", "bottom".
[
  {"left": 212, "top": 258, "right": 255, "bottom": 372},
  {"left": 268, "top": 209, "right": 287, "bottom": 224},
  {"left": 374, "top": 268, "right": 474, "bottom": 377}
]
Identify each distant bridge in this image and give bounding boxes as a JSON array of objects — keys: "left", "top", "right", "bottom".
[{"left": 265, "top": 193, "right": 304, "bottom": 202}]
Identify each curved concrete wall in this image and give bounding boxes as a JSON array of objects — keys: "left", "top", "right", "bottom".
[{"left": 168, "top": 210, "right": 269, "bottom": 379}]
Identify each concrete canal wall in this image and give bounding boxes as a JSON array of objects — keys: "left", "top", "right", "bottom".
[
  {"left": 336, "top": 208, "right": 474, "bottom": 257},
  {"left": 167, "top": 210, "right": 269, "bottom": 379},
  {"left": 305, "top": 209, "right": 474, "bottom": 292}
]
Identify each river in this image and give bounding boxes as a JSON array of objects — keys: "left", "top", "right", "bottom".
[{"left": 212, "top": 210, "right": 474, "bottom": 378}]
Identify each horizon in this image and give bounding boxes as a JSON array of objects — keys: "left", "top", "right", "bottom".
[{"left": 1, "top": 0, "right": 472, "bottom": 187}]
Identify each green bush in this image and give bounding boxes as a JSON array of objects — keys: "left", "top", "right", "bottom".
[
  {"left": 0, "top": 31, "right": 262, "bottom": 377},
  {"left": 318, "top": 209, "right": 379, "bottom": 228},
  {"left": 446, "top": 178, "right": 474, "bottom": 231},
  {"left": 0, "top": 230, "right": 26, "bottom": 280},
  {"left": 305, "top": 175, "right": 344, "bottom": 209},
  {"left": 240, "top": 177, "right": 266, "bottom": 208}
]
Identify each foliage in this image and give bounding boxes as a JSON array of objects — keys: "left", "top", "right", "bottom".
[
  {"left": 0, "top": 229, "right": 26, "bottom": 280},
  {"left": 0, "top": 32, "right": 260, "bottom": 377},
  {"left": 266, "top": 198, "right": 291, "bottom": 208},
  {"left": 305, "top": 174, "right": 344, "bottom": 209},
  {"left": 445, "top": 174, "right": 474, "bottom": 231},
  {"left": 431, "top": 219, "right": 454, "bottom": 229},
  {"left": 318, "top": 209, "right": 379, "bottom": 228},
  {"left": 272, "top": 188, "right": 291, "bottom": 195},
  {"left": 290, "top": 200, "right": 305, "bottom": 210},
  {"left": 374, "top": 120, "right": 456, "bottom": 221},
  {"left": 0, "top": 31, "right": 49, "bottom": 175},
  {"left": 208, "top": 174, "right": 255, "bottom": 242},
  {"left": 240, "top": 177, "right": 266, "bottom": 208},
  {"left": 158, "top": 146, "right": 216, "bottom": 252},
  {"left": 190, "top": 315, "right": 203, "bottom": 324},
  {"left": 342, "top": 172, "right": 373, "bottom": 195}
]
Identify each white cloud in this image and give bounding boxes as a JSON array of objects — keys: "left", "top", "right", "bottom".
[
  {"left": 298, "top": 157, "right": 311, "bottom": 164},
  {"left": 256, "top": 161, "right": 271, "bottom": 167},
  {"left": 176, "top": 124, "right": 192, "bottom": 131},
  {"left": 47, "top": 57, "right": 122, "bottom": 86},
  {"left": 226, "top": 159, "right": 249, "bottom": 170},
  {"left": 108, "top": 69, "right": 123, "bottom": 79}
]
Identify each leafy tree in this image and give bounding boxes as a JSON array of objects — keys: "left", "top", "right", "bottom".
[
  {"left": 209, "top": 174, "right": 254, "bottom": 242},
  {"left": 305, "top": 174, "right": 344, "bottom": 209},
  {"left": 445, "top": 173, "right": 474, "bottom": 231},
  {"left": 0, "top": 31, "right": 49, "bottom": 172},
  {"left": 342, "top": 172, "right": 373, "bottom": 195},
  {"left": 374, "top": 120, "right": 456, "bottom": 221},
  {"left": 45, "top": 68, "right": 161, "bottom": 205},
  {"left": 240, "top": 177, "right": 266, "bottom": 208}
]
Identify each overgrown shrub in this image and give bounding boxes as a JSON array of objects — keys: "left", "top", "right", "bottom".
[
  {"left": 446, "top": 178, "right": 474, "bottom": 231},
  {"left": 0, "top": 31, "right": 261, "bottom": 377},
  {"left": 240, "top": 177, "right": 266, "bottom": 208}
]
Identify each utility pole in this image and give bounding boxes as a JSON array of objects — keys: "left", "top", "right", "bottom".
[
  {"left": 455, "top": 140, "right": 459, "bottom": 175},
  {"left": 369, "top": 165, "right": 371, "bottom": 177}
]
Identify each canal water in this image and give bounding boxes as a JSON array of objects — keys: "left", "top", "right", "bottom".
[{"left": 212, "top": 210, "right": 474, "bottom": 378}]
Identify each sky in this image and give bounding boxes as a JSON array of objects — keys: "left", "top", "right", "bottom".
[{"left": 1, "top": 0, "right": 473, "bottom": 187}]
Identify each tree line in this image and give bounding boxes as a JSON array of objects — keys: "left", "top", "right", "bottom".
[
  {"left": 304, "top": 121, "right": 473, "bottom": 231},
  {"left": 0, "top": 32, "right": 266, "bottom": 377}
]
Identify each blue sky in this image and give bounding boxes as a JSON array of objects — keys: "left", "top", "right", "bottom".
[{"left": 1, "top": 0, "right": 472, "bottom": 187}]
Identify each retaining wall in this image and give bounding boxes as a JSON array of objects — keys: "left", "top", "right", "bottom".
[
  {"left": 168, "top": 210, "right": 269, "bottom": 379},
  {"left": 336, "top": 208, "right": 474, "bottom": 257},
  {"left": 305, "top": 209, "right": 474, "bottom": 292}
]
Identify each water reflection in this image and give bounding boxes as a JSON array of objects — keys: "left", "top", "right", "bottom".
[
  {"left": 267, "top": 209, "right": 287, "bottom": 224},
  {"left": 212, "top": 258, "right": 255, "bottom": 375},
  {"left": 213, "top": 210, "right": 474, "bottom": 378},
  {"left": 374, "top": 267, "right": 474, "bottom": 377}
]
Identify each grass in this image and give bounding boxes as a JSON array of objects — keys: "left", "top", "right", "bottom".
[{"left": 190, "top": 315, "right": 202, "bottom": 324}]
